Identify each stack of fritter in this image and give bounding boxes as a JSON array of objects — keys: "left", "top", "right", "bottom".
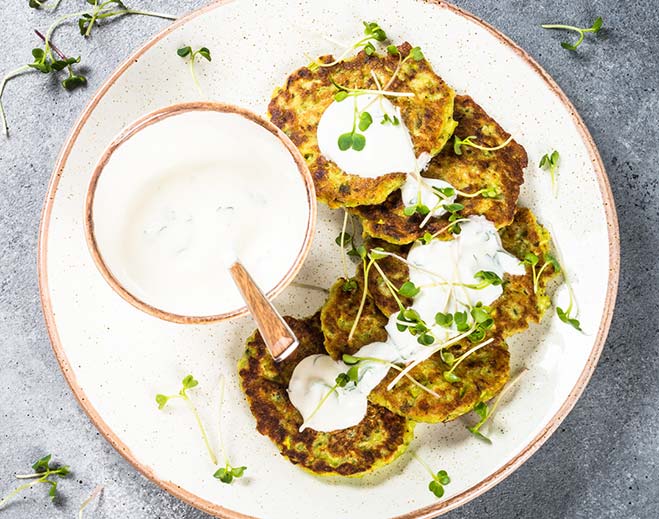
[{"left": 239, "top": 43, "right": 559, "bottom": 477}]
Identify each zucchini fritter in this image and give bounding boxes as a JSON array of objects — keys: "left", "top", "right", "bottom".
[
  {"left": 369, "top": 337, "right": 510, "bottom": 423},
  {"left": 320, "top": 266, "right": 510, "bottom": 423},
  {"left": 238, "top": 314, "right": 415, "bottom": 477},
  {"left": 268, "top": 43, "right": 456, "bottom": 208},
  {"left": 351, "top": 95, "right": 527, "bottom": 244},
  {"left": 360, "top": 207, "right": 555, "bottom": 337},
  {"left": 320, "top": 277, "right": 388, "bottom": 360},
  {"left": 492, "top": 207, "right": 558, "bottom": 337}
]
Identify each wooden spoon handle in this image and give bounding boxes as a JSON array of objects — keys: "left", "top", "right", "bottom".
[{"left": 229, "top": 262, "right": 298, "bottom": 362}]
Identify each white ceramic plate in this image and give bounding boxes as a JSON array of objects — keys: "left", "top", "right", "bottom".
[{"left": 39, "top": 1, "right": 619, "bottom": 518}]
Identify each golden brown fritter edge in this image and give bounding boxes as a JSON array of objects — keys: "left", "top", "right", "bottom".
[
  {"left": 268, "top": 42, "right": 456, "bottom": 208},
  {"left": 369, "top": 337, "right": 510, "bottom": 423},
  {"left": 351, "top": 95, "right": 527, "bottom": 244},
  {"left": 238, "top": 314, "right": 415, "bottom": 477},
  {"left": 320, "top": 277, "right": 388, "bottom": 360}
]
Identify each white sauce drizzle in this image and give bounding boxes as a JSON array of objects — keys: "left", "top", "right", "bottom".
[
  {"left": 399, "top": 175, "right": 457, "bottom": 218},
  {"left": 287, "top": 216, "right": 525, "bottom": 432},
  {"left": 316, "top": 94, "right": 418, "bottom": 178}
]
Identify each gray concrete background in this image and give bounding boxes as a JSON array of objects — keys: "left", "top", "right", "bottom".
[{"left": 0, "top": 0, "right": 656, "bottom": 517}]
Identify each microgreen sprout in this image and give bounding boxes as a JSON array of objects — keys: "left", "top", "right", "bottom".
[
  {"left": 177, "top": 45, "right": 212, "bottom": 97},
  {"left": 556, "top": 281, "right": 582, "bottom": 331},
  {"left": 76, "top": 1, "right": 177, "bottom": 38},
  {"left": 327, "top": 40, "right": 419, "bottom": 152},
  {"left": 336, "top": 95, "right": 368, "bottom": 151},
  {"left": 78, "top": 485, "right": 103, "bottom": 519},
  {"left": 453, "top": 134, "right": 513, "bottom": 155},
  {"left": 396, "top": 308, "right": 436, "bottom": 346},
  {"left": 0, "top": 455, "right": 70, "bottom": 509},
  {"left": 3, "top": 1, "right": 177, "bottom": 137},
  {"left": 539, "top": 150, "right": 560, "bottom": 196},
  {"left": 213, "top": 377, "right": 247, "bottom": 484},
  {"left": 467, "top": 368, "right": 528, "bottom": 443},
  {"left": 448, "top": 185, "right": 501, "bottom": 200},
  {"left": 523, "top": 252, "right": 560, "bottom": 294},
  {"left": 1, "top": 31, "right": 86, "bottom": 136},
  {"left": 29, "top": 0, "right": 63, "bottom": 9},
  {"left": 403, "top": 189, "right": 465, "bottom": 232},
  {"left": 411, "top": 452, "right": 450, "bottom": 499},
  {"left": 156, "top": 374, "right": 218, "bottom": 465},
  {"left": 309, "top": 21, "right": 387, "bottom": 70},
  {"left": 541, "top": 17, "right": 603, "bottom": 51},
  {"left": 381, "top": 113, "right": 400, "bottom": 125},
  {"left": 462, "top": 270, "right": 504, "bottom": 291},
  {"left": 331, "top": 76, "right": 413, "bottom": 152},
  {"left": 347, "top": 247, "right": 375, "bottom": 341},
  {"left": 301, "top": 367, "right": 359, "bottom": 430}
]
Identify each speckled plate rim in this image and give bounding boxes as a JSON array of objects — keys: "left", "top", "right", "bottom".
[{"left": 37, "top": 1, "right": 620, "bottom": 518}]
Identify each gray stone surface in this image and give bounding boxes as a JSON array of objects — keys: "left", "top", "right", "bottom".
[{"left": 0, "top": 0, "right": 656, "bottom": 517}]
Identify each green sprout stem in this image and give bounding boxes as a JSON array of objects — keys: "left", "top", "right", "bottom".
[
  {"left": 387, "top": 325, "right": 480, "bottom": 390},
  {"left": 541, "top": 17, "right": 603, "bottom": 51},
  {"left": 0, "top": 456, "right": 69, "bottom": 509},
  {"left": 348, "top": 257, "right": 376, "bottom": 341},
  {"left": 543, "top": 230, "right": 582, "bottom": 331},
  {"left": 371, "top": 259, "right": 406, "bottom": 311},
  {"left": 429, "top": 219, "right": 471, "bottom": 240},
  {"left": 0, "top": 65, "right": 31, "bottom": 136},
  {"left": 315, "top": 36, "right": 376, "bottom": 68},
  {"left": 212, "top": 377, "right": 247, "bottom": 484},
  {"left": 454, "top": 134, "right": 513, "bottom": 155},
  {"left": 157, "top": 377, "right": 218, "bottom": 465},
  {"left": 0, "top": 480, "right": 43, "bottom": 509},
  {"left": 310, "top": 21, "right": 387, "bottom": 70},
  {"left": 533, "top": 261, "right": 552, "bottom": 293},
  {"left": 467, "top": 367, "right": 527, "bottom": 442},
  {"left": 188, "top": 52, "right": 202, "bottom": 96},
  {"left": 411, "top": 451, "right": 436, "bottom": 480},
  {"left": 217, "top": 377, "right": 230, "bottom": 466},
  {"left": 188, "top": 397, "right": 218, "bottom": 465},
  {"left": 411, "top": 452, "right": 451, "bottom": 498},
  {"left": 444, "top": 338, "right": 494, "bottom": 377}
]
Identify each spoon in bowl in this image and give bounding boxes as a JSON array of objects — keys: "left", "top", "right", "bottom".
[{"left": 229, "top": 261, "right": 298, "bottom": 361}]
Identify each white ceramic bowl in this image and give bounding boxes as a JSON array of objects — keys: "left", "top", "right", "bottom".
[{"left": 85, "top": 102, "right": 316, "bottom": 323}]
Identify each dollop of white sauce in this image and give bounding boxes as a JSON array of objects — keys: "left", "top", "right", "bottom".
[
  {"left": 316, "top": 94, "right": 417, "bottom": 178},
  {"left": 288, "top": 216, "right": 525, "bottom": 432},
  {"left": 400, "top": 176, "right": 457, "bottom": 217}
]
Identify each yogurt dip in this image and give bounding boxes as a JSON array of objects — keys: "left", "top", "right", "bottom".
[{"left": 89, "top": 106, "right": 313, "bottom": 318}]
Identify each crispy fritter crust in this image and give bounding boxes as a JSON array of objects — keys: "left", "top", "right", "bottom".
[
  {"left": 320, "top": 277, "right": 388, "bottom": 360},
  {"left": 268, "top": 43, "right": 456, "bottom": 208},
  {"left": 369, "top": 338, "right": 510, "bottom": 423},
  {"left": 351, "top": 95, "right": 527, "bottom": 244},
  {"left": 492, "top": 207, "right": 558, "bottom": 337},
  {"left": 238, "top": 314, "right": 415, "bottom": 477}
]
